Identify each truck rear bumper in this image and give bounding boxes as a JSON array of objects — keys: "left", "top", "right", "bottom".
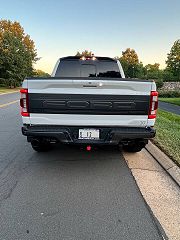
[{"left": 22, "top": 125, "right": 156, "bottom": 145}]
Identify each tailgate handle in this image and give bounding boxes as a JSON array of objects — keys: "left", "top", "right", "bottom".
[
  {"left": 83, "top": 82, "right": 103, "bottom": 88},
  {"left": 83, "top": 85, "right": 98, "bottom": 88}
]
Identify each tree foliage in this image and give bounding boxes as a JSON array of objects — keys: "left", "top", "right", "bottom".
[
  {"left": 118, "top": 48, "right": 139, "bottom": 78},
  {"left": 145, "top": 63, "right": 162, "bottom": 79},
  {"left": 161, "top": 70, "right": 178, "bottom": 82},
  {"left": 0, "top": 19, "right": 38, "bottom": 87},
  {"left": 120, "top": 48, "right": 139, "bottom": 65},
  {"left": 166, "top": 39, "right": 180, "bottom": 80},
  {"left": 33, "top": 69, "right": 50, "bottom": 77},
  {"left": 118, "top": 49, "right": 164, "bottom": 81},
  {"left": 145, "top": 63, "right": 160, "bottom": 71},
  {"left": 76, "top": 50, "right": 94, "bottom": 57}
]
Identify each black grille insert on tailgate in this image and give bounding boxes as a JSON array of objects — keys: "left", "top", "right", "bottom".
[{"left": 28, "top": 93, "right": 150, "bottom": 115}]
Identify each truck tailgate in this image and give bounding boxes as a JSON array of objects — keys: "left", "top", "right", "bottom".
[{"left": 24, "top": 78, "right": 154, "bottom": 127}]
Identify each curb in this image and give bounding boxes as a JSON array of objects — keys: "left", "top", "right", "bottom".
[{"left": 145, "top": 141, "right": 180, "bottom": 187}]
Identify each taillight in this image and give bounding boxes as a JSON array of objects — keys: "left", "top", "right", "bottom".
[
  {"left": 148, "top": 91, "right": 158, "bottom": 119},
  {"left": 20, "top": 88, "right": 29, "bottom": 117}
]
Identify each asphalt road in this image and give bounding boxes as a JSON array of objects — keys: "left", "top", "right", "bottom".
[
  {"left": 0, "top": 93, "right": 165, "bottom": 240},
  {"left": 159, "top": 101, "right": 180, "bottom": 115}
]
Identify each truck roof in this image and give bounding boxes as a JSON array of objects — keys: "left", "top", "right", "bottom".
[{"left": 60, "top": 56, "right": 117, "bottom": 62}]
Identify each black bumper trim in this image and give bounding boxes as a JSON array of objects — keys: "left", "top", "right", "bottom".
[{"left": 22, "top": 125, "right": 156, "bottom": 145}]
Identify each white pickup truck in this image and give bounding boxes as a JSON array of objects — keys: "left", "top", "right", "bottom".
[{"left": 20, "top": 56, "right": 158, "bottom": 152}]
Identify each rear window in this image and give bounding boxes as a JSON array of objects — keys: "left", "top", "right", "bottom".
[
  {"left": 55, "top": 60, "right": 121, "bottom": 78},
  {"left": 96, "top": 61, "right": 121, "bottom": 78},
  {"left": 81, "top": 64, "right": 96, "bottom": 77}
]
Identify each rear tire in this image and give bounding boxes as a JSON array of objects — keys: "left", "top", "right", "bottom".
[{"left": 31, "top": 140, "right": 52, "bottom": 152}]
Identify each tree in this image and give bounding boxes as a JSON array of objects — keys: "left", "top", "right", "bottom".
[
  {"left": 166, "top": 39, "right": 180, "bottom": 80},
  {"left": 135, "top": 62, "right": 147, "bottom": 79},
  {"left": 120, "top": 48, "right": 139, "bottom": 65},
  {"left": 145, "top": 63, "right": 162, "bottom": 79},
  {"left": 162, "top": 69, "right": 176, "bottom": 82},
  {"left": 118, "top": 48, "right": 139, "bottom": 78},
  {"left": 33, "top": 69, "right": 50, "bottom": 77},
  {"left": 0, "top": 19, "right": 38, "bottom": 87},
  {"left": 76, "top": 50, "right": 94, "bottom": 57},
  {"left": 145, "top": 63, "right": 160, "bottom": 71}
]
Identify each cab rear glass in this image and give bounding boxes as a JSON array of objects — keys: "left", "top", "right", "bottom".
[{"left": 55, "top": 59, "right": 121, "bottom": 78}]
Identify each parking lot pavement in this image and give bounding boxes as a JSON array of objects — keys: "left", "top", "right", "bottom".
[
  {"left": 124, "top": 149, "right": 180, "bottom": 240},
  {"left": 0, "top": 94, "right": 166, "bottom": 240}
]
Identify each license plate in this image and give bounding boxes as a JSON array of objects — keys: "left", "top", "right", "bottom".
[{"left": 79, "top": 129, "right": 100, "bottom": 140}]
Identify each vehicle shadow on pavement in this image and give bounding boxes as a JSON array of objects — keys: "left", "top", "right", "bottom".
[{"left": 30, "top": 144, "right": 122, "bottom": 163}]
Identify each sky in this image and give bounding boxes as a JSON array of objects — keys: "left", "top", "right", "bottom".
[{"left": 0, "top": 0, "right": 180, "bottom": 74}]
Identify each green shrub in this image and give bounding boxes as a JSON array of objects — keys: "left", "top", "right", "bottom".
[
  {"left": 0, "top": 78, "right": 20, "bottom": 88},
  {"left": 155, "top": 79, "right": 164, "bottom": 89},
  {"left": 162, "top": 70, "right": 179, "bottom": 82},
  {"left": 159, "top": 90, "right": 180, "bottom": 98}
]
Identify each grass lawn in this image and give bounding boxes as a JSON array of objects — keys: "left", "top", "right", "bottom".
[
  {"left": 0, "top": 87, "right": 20, "bottom": 94},
  {"left": 154, "top": 109, "right": 180, "bottom": 166},
  {"left": 159, "top": 98, "right": 180, "bottom": 106}
]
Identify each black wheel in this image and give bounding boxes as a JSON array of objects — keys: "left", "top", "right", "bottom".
[
  {"left": 123, "top": 142, "right": 145, "bottom": 153},
  {"left": 31, "top": 140, "right": 52, "bottom": 152}
]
